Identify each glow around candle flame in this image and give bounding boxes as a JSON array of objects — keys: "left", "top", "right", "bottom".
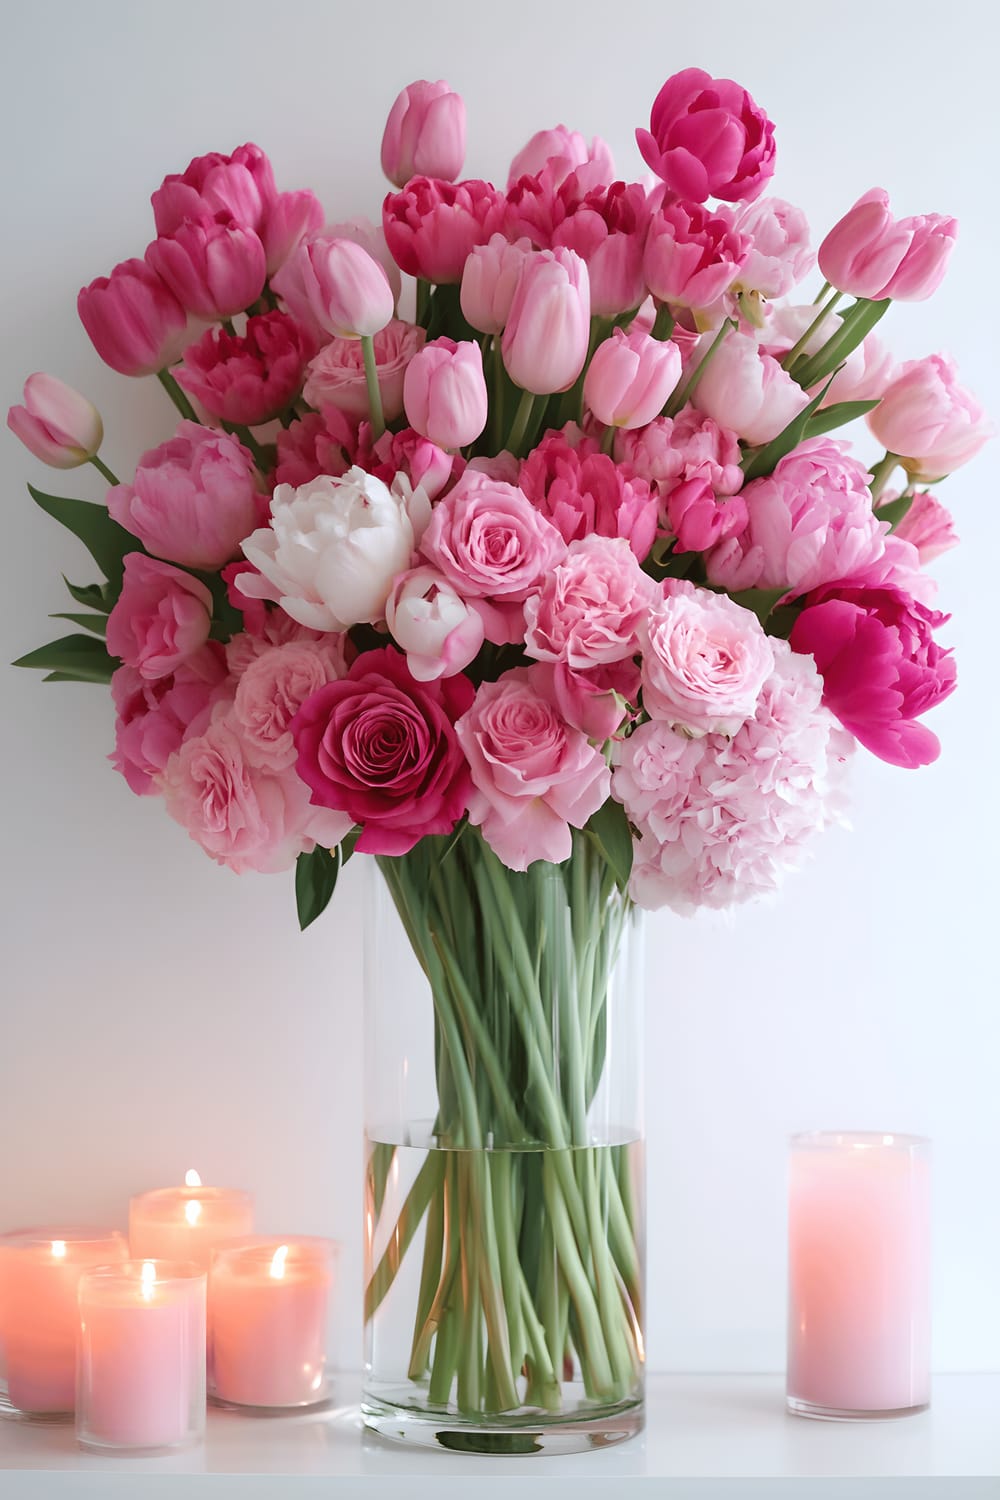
[
  {"left": 270, "top": 1245, "right": 290, "bottom": 1280},
  {"left": 184, "top": 1169, "right": 202, "bottom": 1187},
  {"left": 141, "top": 1262, "right": 156, "bottom": 1301},
  {"left": 185, "top": 1198, "right": 202, "bottom": 1226},
  {"left": 51, "top": 1240, "right": 67, "bottom": 1259}
]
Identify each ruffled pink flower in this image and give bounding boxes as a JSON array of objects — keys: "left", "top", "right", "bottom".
[
  {"left": 732, "top": 197, "right": 814, "bottom": 298},
  {"left": 640, "top": 578, "right": 774, "bottom": 735},
  {"left": 551, "top": 179, "right": 652, "bottom": 317},
  {"left": 644, "top": 202, "right": 750, "bottom": 310},
  {"left": 110, "top": 645, "right": 229, "bottom": 796},
  {"left": 706, "top": 437, "right": 884, "bottom": 595},
  {"left": 382, "top": 177, "right": 505, "bottom": 283},
  {"left": 231, "top": 638, "right": 347, "bottom": 771},
  {"left": 224, "top": 618, "right": 348, "bottom": 678},
  {"left": 791, "top": 580, "right": 956, "bottom": 768},
  {"left": 637, "top": 68, "right": 776, "bottom": 204},
  {"left": 524, "top": 535, "right": 655, "bottom": 669},
  {"left": 455, "top": 666, "right": 611, "bottom": 870},
  {"left": 884, "top": 490, "right": 959, "bottom": 564},
  {"left": 152, "top": 144, "right": 276, "bottom": 236},
  {"left": 665, "top": 476, "right": 749, "bottom": 553},
  {"left": 542, "top": 658, "right": 642, "bottom": 741},
  {"left": 108, "top": 421, "right": 260, "bottom": 571},
  {"left": 145, "top": 214, "right": 267, "bottom": 322},
  {"left": 615, "top": 406, "right": 743, "bottom": 501},
  {"left": 613, "top": 641, "right": 852, "bottom": 913},
  {"left": 867, "top": 354, "right": 992, "bottom": 481},
  {"left": 292, "top": 647, "right": 473, "bottom": 856},
  {"left": 274, "top": 408, "right": 357, "bottom": 488},
  {"left": 519, "top": 427, "right": 658, "bottom": 561},
  {"left": 177, "top": 312, "right": 314, "bottom": 426},
  {"left": 692, "top": 330, "right": 811, "bottom": 446},
  {"left": 303, "top": 318, "right": 426, "bottom": 423},
  {"left": 507, "top": 128, "right": 615, "bottom": 191},
  {"left": 106, "top": 554, "right": 213, "bottom": 681}
]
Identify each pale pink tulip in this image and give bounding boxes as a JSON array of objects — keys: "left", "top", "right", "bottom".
[{"left": 7, "top": 374, "right": 103, "bottom": 468}]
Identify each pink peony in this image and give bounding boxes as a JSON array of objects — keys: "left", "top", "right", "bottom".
[
  {"left": 524, "top": 535, "right": 655, "bottom": 669},
  {"left": 643, "top": 201, "right": 750, "bottom": 310},
  {"left": 274, "top": 409, "right": 357, "bottom": 489},
  {"left": 455, "top": 666, "right": 611, "bottom": 870},
  {"left": 418, "top": 470, "right": 567, "bottom": 643},
  {"left": 550, "top": 178, "right": 652, "bottom": 317},
  {"left": 224, "top": 618, "right": 348, "bottom": 678},
  {"left": 231, "top": 638, "right": 346, "bottom": 772},
  {"left": 615, "top": 406, "right": 743, "bottom": 500},
  {"left": 886, "top": 490, "right": 959, "bottom": 564},
  {"left": 637, "top": 68, "right": 776, "bottom": 204},
  {"left": 110, "top": 645, "right": 229, "bottom": 796},
  {"left": 519, "top": 427, "right": 659, "bottom": 561},
  {"left": 292, "top": 647, "right": 473, "bottom": 856},
  {"left": 790, "top": 580, "right": 956, "bottom": 769},
  {"left": 107, "top": 421, "right": 260, "bottom": 571},
  {"left": 177, "top": 312, "right": 315, "bottom": 426},
  {"left": 612, "top": 641, "right": 852, "bottom": 913},
  {"left": 867, "top": 354, "right": 992, "bottom": 481},
  {"left": 382, "top": 177, "right": 505, "bottom": 283},
  {"left": 640, "top": 578, "right": 774, "bottom": 736},
  {"left": 507, "top": 128, "right": 615, "bottom": 191},
  {"left": 385, "top": 566, "right": 486, "bottom": 680},
  {"left": 106, "top": 554, "right": 213, "bottom": 681},
  {"left": 692, "top": 330, "right": 811, "bottom": 446},
  {"left": 733, "top": 197, "right": 814, "bottom": 298},
  {"left": 303, "top": 319, "right": 426, "bottom": 423},
  {"left": 705, "top": 438, "right": 884, "bottom": 595}
]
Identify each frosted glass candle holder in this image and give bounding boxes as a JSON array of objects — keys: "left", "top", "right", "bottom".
[
  {"left": 787, "top": 1131, "right": 931, "bottom": 1421},
  {"left": 129, "top": 1183, "right": 253, "bottom": 1270},
  {"left": 209, "top": 1237, "right": 337, "bottom": 1412},
  {"left": 76, "top": 1260, "right": 206, "bottom": 1454},
  {"left": 0, "top": 1227, "right": 128, "bottom": 1421}
]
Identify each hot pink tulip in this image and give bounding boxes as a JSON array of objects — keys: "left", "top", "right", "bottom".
[
  {"left": 78, "top": 259, "right": 189, "bottom": 377},
  {"left": 637, "top": 68, "right": 776, "bottom": 204},
  {"left": 644, "top": 202, "right": 750, "bottom": 310},
  {"left": 176, "top": 311, "right": 315, "bottom": 426},
  {"left": 507, "top": 127, "right": 615, "bottom": 191},
  {"left": 867, "top": 354, "right": 992, "bottom": 480},
  {"left": 460, "top": 234, "right": 533, "bottom": 334},
  {"left": 551, "top": 179, "right": 651, "bottom": 317},
  {"left": 259, "top": 190, "right": 324, "bottom": 275},
  {"left": 692, "top": 330, "right": 810, "bottom": 446},
  {"left": 584, "top": 328, "right": 681, "bottom": 429},
  {"left": 818, "top": 189, "right": 958, "bottom": 302},
  {"left": 403, "top": 337, "right": 488, "bottom": 449},
  {"left": 382, "top": 177, "right": 505, "bottom": 284},
  {"left": 152, "top": 144, "right": 277, "bottom": 236},
  {"left": 271, "top": 236, "right": 394, "bottom": 340},
  {"left": 7, "top": 373, "right": 103, "bottom": 468},
  {"left": 106, "top": 554, "right": 213, "bottom": 680},
  {"left": 501, "top": 247, "right": 590, "bottom": 394},
  {"left": 381, "top": 79, "right": 467, "bottom": 188},
  {"left": 145, "top": 215, "right": 266, "bottom": 322}
]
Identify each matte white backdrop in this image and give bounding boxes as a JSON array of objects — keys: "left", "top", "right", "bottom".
[{"left": 1, "top": 0, "right": 997, "bottom": 1375}]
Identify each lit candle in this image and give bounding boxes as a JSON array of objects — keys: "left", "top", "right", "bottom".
[
  {"left": 76, "top": 1260, "right": 206, "bottom": 1452},
  {"left": 787, "top": 1131, "right": 931, "bottom": 1419},
  {"left": 209, "top": 1237, "right": 336, "bottom": 1409},
  {"left": 0, "top": 1228, "right": 128, "bottom": 1418},
  {"left": 129, "top": 1170, "right": 253, "bottom": 1270}
]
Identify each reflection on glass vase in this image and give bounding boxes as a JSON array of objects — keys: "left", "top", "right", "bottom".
[{"left": 362, "top": 826, "right": 645, "bottom": 1454}]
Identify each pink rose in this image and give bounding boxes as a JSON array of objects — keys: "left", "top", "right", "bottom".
[
  {"left": 519, "top": 427, "right": 658, "bottom": 561},
  {"left": 303, "top": 319, "right": 426, "bottom": 423},
  {"left": 106, "top": 554, "right": 213, "bottom": 681},
  {"left": 644, "top": 202, "right": 750, "bottom": 310},
  {"left": 292, "top": 647, "right": 473, "bottom": 856},
  {"left": 382, "top": 177, "right": 505, "bottom": 283},
  {"left": 885, "top": 490, "right": 959, "bottom": 564},
  {"left": 867, "top": 354, "right": 992, "bottom": 481},
  {"left": 692, "top": 330, "right": 811, "bottom": 446},
  {"left": 177, "top": 312, "right": 315, "bottom": 426},
  {"left": 524, "top": 536, "right": 655, "bottom": 669},
  {"left": 637, "top": 68, "right": 776, "bottom": 204},
  {"left": 110, "top": 645, "right": 229, "bottom": 796},
  {"left": 231, "top": 638, "right": 346, "bottom": 771},
  {"left": 107, "top": 421, "right": 260, "bottom": 570},
  {"left": 641, "top": 578, "right": 775, "bottom": 735},
  {"left": 615, "top": 406, "right": 743, "bottom": 500},
  {"left": 544, "top": 658, "right": 642, "bottom": 741},
  {"left": 455, "top": 666, "right": 611, "bottom": 870},
  {"left": 733, "top": 197, "right": 814, "bottom": 298},
  {"left": 418, "top": 470, "right": 567, "bottom": 643},
  {"left": 385, "top": 566, "right": 486, "bottom": 680}
]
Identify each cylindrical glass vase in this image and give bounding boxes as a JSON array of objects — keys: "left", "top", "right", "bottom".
[{"left": 362, "top": 826, "right": 645, "bottom": 1454}]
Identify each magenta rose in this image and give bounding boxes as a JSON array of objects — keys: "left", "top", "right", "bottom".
[
  {"left": 790, "top": 582, "right": 956, "bottom": 769},
  {"left": 524, "top": 535, "right": 655, "bottom": 669},
  {"left": 455, "top": 666, "right": 611, "bottom": 870},
  {"left": 177, "top": 312, "right": 315, "bottom": 426},
  {"left": 232, "top": 638, "right": 347, "bottom": 771},
  {"left": 519, "top": 427, "right": 658, "bottom": 561},
  {"left": 110, "top": 645, "right": 229, "bottom": 796},
  {"left": 106, "top": 553, "right": 213, "bottom": 680},
  {"left": 291, "top": 646, "right": 473, "bottom": 855}
]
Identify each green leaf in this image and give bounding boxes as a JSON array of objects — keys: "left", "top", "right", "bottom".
[
  {"left": 804, "top": 398, "right": 881, "bottom": 439},
  {"left": 295, "top": 828, "right": 361, "bottom": 931},
  {"left": 730, "top": 587, "right": 788, "bottom": 626},
  {"left": 791, "top": 298, "right": 890, "bottom": 390},
  {"left": 875, "top": 493, "right": 915, "bottom": 530},
  {"left": 49, "top": 612, "right": 108, "bottom": 638},
  {"left": 584, "top": 800, "right": 634, "bottom": 892},
  {"left": 13, "top": 633, "right": 116, "bottom": 683},
  {"left": 436, "top": 815, "right": 468, "bottom": 867},
  {"left": 29, "top": 485, "right": 139, "bottom": 593},
  {"left": 741, "top": 372, "right": 839, "bottom": 483},
  {"left": 63, "top": 577, "right": 112, "bottom": 613},
  {"left": 190, "top": 568, "right": 244, "bottom": 644}
]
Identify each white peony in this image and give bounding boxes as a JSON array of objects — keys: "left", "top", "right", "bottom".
[{"left": 237, "top": 466, "right": 430, "bottom": 632}]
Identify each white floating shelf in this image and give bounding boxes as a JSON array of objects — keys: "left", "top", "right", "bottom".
[{"left": 1, "top": 1374, "right": 997, "bottom": 1497}]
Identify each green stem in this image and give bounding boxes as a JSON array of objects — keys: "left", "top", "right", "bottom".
[
  {"left": 869, "top": 451, "right": 900, "bottom": 502},
  {"left": 663, "top": 319, "right": 733, "bottom": 418},
  {"left": 156, "top": 368, "right": 197, "bottom": 422},
  {"left": 416, "top": 277, "right": 432, "bottom": 326},
  {"left": 223, "top": 422, "right": 269, "bottom": 468},
  {"left": 221, "top": 317, "right": 238, "bottom": 336},
  {"left": 88, "top": 454, "right": 120, "bottom": 486},
  {"left": 780, "top": 288, "right": 841, "bottom": 370},
  {"left": 651, "top": 301, "right": 675, "bottom": 341},
  {"left": 504, "top": 388, "right": 536, "bottom": 457},
  {"left": 360, "top": 335, "right": 385, "bottom": 440},
  {"left": 812, "top": 279, "right": 831, "bottom": 306},
  {"left": 600, "top": 425, "right": 617, "bottom": 457}
]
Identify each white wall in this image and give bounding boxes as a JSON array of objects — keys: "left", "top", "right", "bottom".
[{"left": 1, "top": 0, "right": 997, "bottom": 1375}]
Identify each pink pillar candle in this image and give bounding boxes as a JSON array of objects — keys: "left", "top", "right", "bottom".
[
  {"left": 0, "top": 1228, "right": 128, "bottom": 1418},
  {"left": 209, "top": 1237, "right": 336, "bottom": 1409},
  {"left": 787, "top": 1131, "right": 931, "bottom": 1419},
  {"left": 76, "top": 1261, "right": 206, "bottom": 1452},
  {"left": 129, "top": 1173, "right": 253, "bottom": 1270}
]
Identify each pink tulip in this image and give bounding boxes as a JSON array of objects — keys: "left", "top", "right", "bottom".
[
  {"left": 867, "top": 354, "right": 991, "bottom": 479},
  {"left": 381, "top": 79, "right": 467, "bottom": 188},
  {"left": 78, "top": 258, "right": 189, "bottom": 377},
  {"left": 637, "top": 68, "right": 776, "bottom": 204},
  {"left": 692, "top": 330, "right": 811, "bottom": 446},
  {"left": 584, "top": 328, "right": 681, "bottom": 429},
  {"left": 382, "top": 177, "right": 506, "bottom": 284},
  {"left": 272, "top": 236, "right": 394, "bottom": 341},
  {"left": 507, "top": 127, "right": 615, "bottom": 191},
  {"left": 7, "top": 373, "right": 103, "bottom": 468},
  {"left": 732, "top": 197, "right": 814, "bottom": 298},
  {"left": 260, "top": 189, "right": 324, "bottom": 275},
  {"left": 403, "top": 337, "right": 488, "bottom": 449},
  {"left": 152, "top": 144, "right": 277, "bottom": 236},
  {"left": 460, "top": 234, "right": 533, "bottom": 334},
  {"left": 324, "top": 216, "right": 402, "bottom": 304},
  {"left": 644, "top": 202, "right": 750, "bottom": 311},
  {"left": 818, "top": 189, "right": 957, "bottom": 302},
  {"left": 886, "top": 490, "right": 959, "bottom": 564},
  {"left": 145, "top": 215, "right": 267, "bottom": 322},
  {"left": 501, "top": 248, "right": 591, "bottom": 394},
  {"left": 552, "top": 179, "right": 651, "bottom": 317},
  {"left": 665, "top": 475, "right": 748, "bottom": 553}
]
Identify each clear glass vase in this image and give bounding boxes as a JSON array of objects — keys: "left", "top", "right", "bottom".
[{"left": 362, "top": 825, "right": 645, "bottom": 1454}]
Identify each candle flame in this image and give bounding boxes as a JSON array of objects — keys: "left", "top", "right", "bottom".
[
  {"left": 185, "top": 1198, "right": 202, "bottom": 1226},
  {"left": 51, "top": 1240, "right": 67, "bottom": 1259},
  {"left": 270, "top": 1245, "right": 290, "bottom": 1280},
  {"left": 141, "top": 1262, "right": 156, "bottom": 1301},
  {"left": 184, "top": 1169, "right": 202, "bottom": 1187}
]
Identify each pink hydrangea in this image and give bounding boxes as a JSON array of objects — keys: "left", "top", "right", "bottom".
[
  {"left": 524, "top": 535, "right": 655, "bottom": 669},
  {"left": 706, "top": 438, "right": 885, "bottom": 595},
  {"left": 615, "top": 407, "right": 743, "bottom": 500},
  {"left": 110, "top": 645, "right": 229, "bottom": 796},
  {"left": 612, "top": 641, "right": 853, "bottom": 913},
  {"left": 519, "top": 426, "right": 658, "bottom": 561}
]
